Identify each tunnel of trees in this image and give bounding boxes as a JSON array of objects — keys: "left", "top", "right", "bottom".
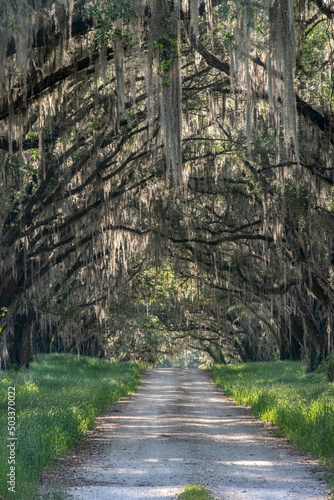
[{"left": 0, "top": 0, "right": 334, "bottom": 371}]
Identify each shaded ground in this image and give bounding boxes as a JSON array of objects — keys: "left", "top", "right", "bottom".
[{"left": 40, "top": 368, "right": 330, "bottom": 499}]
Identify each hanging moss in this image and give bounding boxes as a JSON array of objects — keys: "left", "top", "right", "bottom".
[{"left": 0, "top": 0, "right": 333, "bottom": 369}]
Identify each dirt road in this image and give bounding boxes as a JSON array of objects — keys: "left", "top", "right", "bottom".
[{"left": 43, "top": 368, "right": 330, "bottom": 499}]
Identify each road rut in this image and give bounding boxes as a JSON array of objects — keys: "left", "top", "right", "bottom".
[{"left": 42, "top": 368, "right": 330, "bottom": 499}]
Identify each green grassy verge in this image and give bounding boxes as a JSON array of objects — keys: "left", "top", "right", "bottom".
[
  {"left": 177, "top": 483, "right": 215, "bottom": 500},
  {"left": 212, "top": 361, "right": 334, "bottom": 483},
  {"left": 0, "top": 354, "right": 145, "bottom": 500}
]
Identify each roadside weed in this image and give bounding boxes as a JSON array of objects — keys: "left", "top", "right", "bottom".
[
  {"left": 178, "top": 482, "right": 215, "bottom": 500},
  {"left": 212, "top": 362, "right": 334, "bottom": 467},
  {"left": 0, "top": 354, "right": 144, "bottom": 500}
]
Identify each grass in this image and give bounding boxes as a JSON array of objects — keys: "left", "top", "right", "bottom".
[
  {"left": 0, "top": 353, "right": 145, "bottom": 500},
  {"left": 212, "top": 361, "right": 334, "bottom": 489},
  {"left": 177, "top": 483, "right": 215, "bottom": 500}
]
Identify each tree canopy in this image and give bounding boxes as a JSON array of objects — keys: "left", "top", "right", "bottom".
[{"left": 0, "top": 0, "right": 334, "bottom": 370}]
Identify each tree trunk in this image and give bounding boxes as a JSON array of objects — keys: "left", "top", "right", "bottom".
[
  {"left": 10, "top": 311, "right": 35, "bottom": 369},
  {"left": 305, "top": 345, "right": 321, "bottom": 372}
]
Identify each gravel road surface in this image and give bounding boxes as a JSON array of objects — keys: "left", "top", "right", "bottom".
[{"left": 41, "top": 368, "right": 330, "bottom": 499}]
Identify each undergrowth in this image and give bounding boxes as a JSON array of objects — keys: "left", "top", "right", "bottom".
[
  {"left": 177, "top": 482, "right": 215, "bottom": 500},
  {"left": 0, "top": 354, "right": 144, "bottom": 500},
  {"left": 212, "top": 361, "right": 334, "bottom": 492}
]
